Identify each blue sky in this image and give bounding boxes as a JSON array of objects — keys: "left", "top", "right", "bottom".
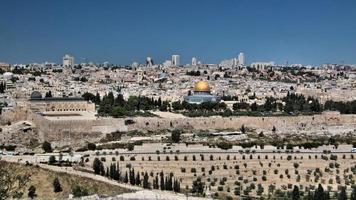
[{"left": 0, "top": 0, "right": 356, "bottom": 65}]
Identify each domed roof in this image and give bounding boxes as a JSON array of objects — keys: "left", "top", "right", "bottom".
[
  {"left": 194, "top": 81, "right": 210, "bottom": 92},
  {"left": 30, "top": 91, "right": 42, "bottom": 99}
]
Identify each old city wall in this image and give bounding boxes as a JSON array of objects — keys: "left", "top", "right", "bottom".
[
  {"left": 23, "top": 112, "right": 356, "bottom": 145},
  {"left": 128, "top": 113, "right": 356, "bottom": 132},
  {"left": 27, "top": 113, "right": 128, "bottom": 145},
  {"left": 0, "top": 106, "right": 28, "bottom": 125}
]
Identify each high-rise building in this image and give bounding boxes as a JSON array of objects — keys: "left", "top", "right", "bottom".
[
  {"left": 192, "top": 57, "right": 197, "bottom": 66},
  {"left": 163, "top": 60, "right": 172, "bottom": 67},
  {"left": 146, "top": 57, "right": 154, "bottom": 67},
  {"left": 251, "top": 61, "right": 275, "bottom": 70},
  {"left": 63, "top": 54, "right": 74, "bottom": 67},
  {"left": 172, "top": 55, "right": 180, "bottom": 66},
  {"left": 238, "top": 52, "right": 245, "bottom": 65},
  {"left": 233, "top": 58, "right": 238, "bottom": 66}
]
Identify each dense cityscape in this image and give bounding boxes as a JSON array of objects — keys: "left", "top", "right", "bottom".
[{"left": 1, "top": 0, "right": 356, "bottom": 200}]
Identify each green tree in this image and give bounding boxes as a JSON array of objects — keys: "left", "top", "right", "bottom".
[
  {"left": 48, "top": 155, "right": 56, "bottom": 165},
  {"left": 240, "top": 125, "right": 246, "bottom": 134},
  {"left": 160, "top": 171, "right": 165, "bottom": 190},
  {"left": 338, "top": 187, "right": 347, "bottom": 200},
  {"left": 135, "top": 172, "right": 141, "bottom": 186},
  {"left": 0, "top": 82, "right": 5, "bottom": 93},
  {"left": 314, "top": 184, "right": 325, "bottom": 200},
  {"left": 171, "top": 129, "right": 181, "bottom": 143},
  {"left": 129, "top": 169, "right": 136, "bottom": 185},
  {"left": 87, "top": 143, "right": 96, "bottom": 151},
  {"left": 92, "top": 158, "right": 104, "bottom": 175},
  {"left": 28, "top": 185, "right": 37, "bottom": 199},
  {"left": 53, "top": 177, "right": 62, "bottom": 193},
  {"left": 42, "top": 141, "right": 52, "bottom": 153},
  {"left": 111, "top": 106, "right": 127, "bottom": 118},
  {"left": 124, "top": 172, "right": 128, "bottom": 183},
  {"left": 95, "top": 93, "right": 101, "bottom": 104},
  {"left": 172, "top": 101, "right": 183, "bottom": 111},
  {"left": 72, "top": 185, "right": 89, "bottom": 197},
  {"left": 292, "top": 185, "right": 300, "bottom": 200},
  {"left": 143, "top": 172, "right": 150, "bottom": 189},
  {"left": 251, "top": 102, "right": 258, "bottom": 111},
  {"left": 173, "top": 179, "right": 181, "bottom": 193},
  {"left": 191, "top": 177, "right": 205, "bottom": 195},
  {"left": 216, "top": 141, "right": 233, "bottom": 150},
  {"left": 351, "top": 187, "right": 356, "bottom": 200},
  {"left": 153, "top": 175, "right": 159, "bottom": 189},
  {"left": 45, "top": 91, "right": 52, "bottom": 98},
  {"left": 272, "top": 126, "right": 276, "bottom": 133}
]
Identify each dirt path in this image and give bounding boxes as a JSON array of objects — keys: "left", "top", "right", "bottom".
[{"left": 1, "top": 156, "right": 209, "bottom": 200}]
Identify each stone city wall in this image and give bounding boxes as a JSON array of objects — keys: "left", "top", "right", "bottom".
[
  {"left": 0, "top": 106, "right": 28, "bottom": 125},
  {"left": 27, "top": 113, "right": 128, "bottom": 145},
  {"left": 20, "top": 111, "right": 356, "bottom": 145},
  {"left": 128, "top": 112, "right": 356, "bottom": 132}
]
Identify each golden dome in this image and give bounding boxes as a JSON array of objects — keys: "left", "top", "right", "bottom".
[{"left": 194, "top": 81, "right": 211, "bottom": 92}]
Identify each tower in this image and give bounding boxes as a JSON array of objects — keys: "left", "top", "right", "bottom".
[
  {"left": 192, "top": 57, "right": 197, "bottom": 66},
  {"left": 63, "top": 54, "right": 74, "bottom": 67},
  {"left": 238, "top": 52, "right": 245, "bottom": 66},
  {"left": 172, "top": 55, "right": 180, "bottom": 66},
  {"left": 146, "top": 57, "right": 153, "bottom": 67}
]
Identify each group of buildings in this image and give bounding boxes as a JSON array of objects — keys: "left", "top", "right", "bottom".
[{"left": 0, "top": 52, "right": 354, "bottom": 115}]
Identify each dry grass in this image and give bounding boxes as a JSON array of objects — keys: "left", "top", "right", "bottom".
[
  {"left": 1, "top": 161, "right": 130, "bottom": 199},
  {"left": 84, "top": 152, "right": 356, "bottom": 199}
]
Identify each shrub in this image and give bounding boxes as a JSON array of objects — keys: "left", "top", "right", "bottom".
[
  {"left": 87, "top": 143, "right": 96, "bottom": 151},
  {"left": 330, "top": 154, "right": 337, "bottom": 161},
  {"left": 28, "top": 185, "right": 37, "bottom": 199},
  {"left": 171, "top": 129, "right": 182, "bottom": 143},
  {"left": 42, "top": 141, "right": 52, "bottom": 153},
  {"left": 127, "top": 144, "right": 134, "bottom": 151},
  {"left": 93, "top": 158, "right": 104, "bottom": 175},
  {"left": 216, "top": 141, "right": 233, "bottom": 150},
  {"left": 53, "top": 177, "right": 62, "bottom": 193},
  {"left": 287, "top": 155, "right": 292, "bottom": 161},
  {"left": 72, "top": 185, "right": 89, "bottom": 197},
  {"left": 48, "top": 155, "right": 56, "bottom": 165}
]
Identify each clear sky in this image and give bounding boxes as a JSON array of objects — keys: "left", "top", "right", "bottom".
[{"left": 0, "top": 0, "right": 356, "bottom": 65}]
